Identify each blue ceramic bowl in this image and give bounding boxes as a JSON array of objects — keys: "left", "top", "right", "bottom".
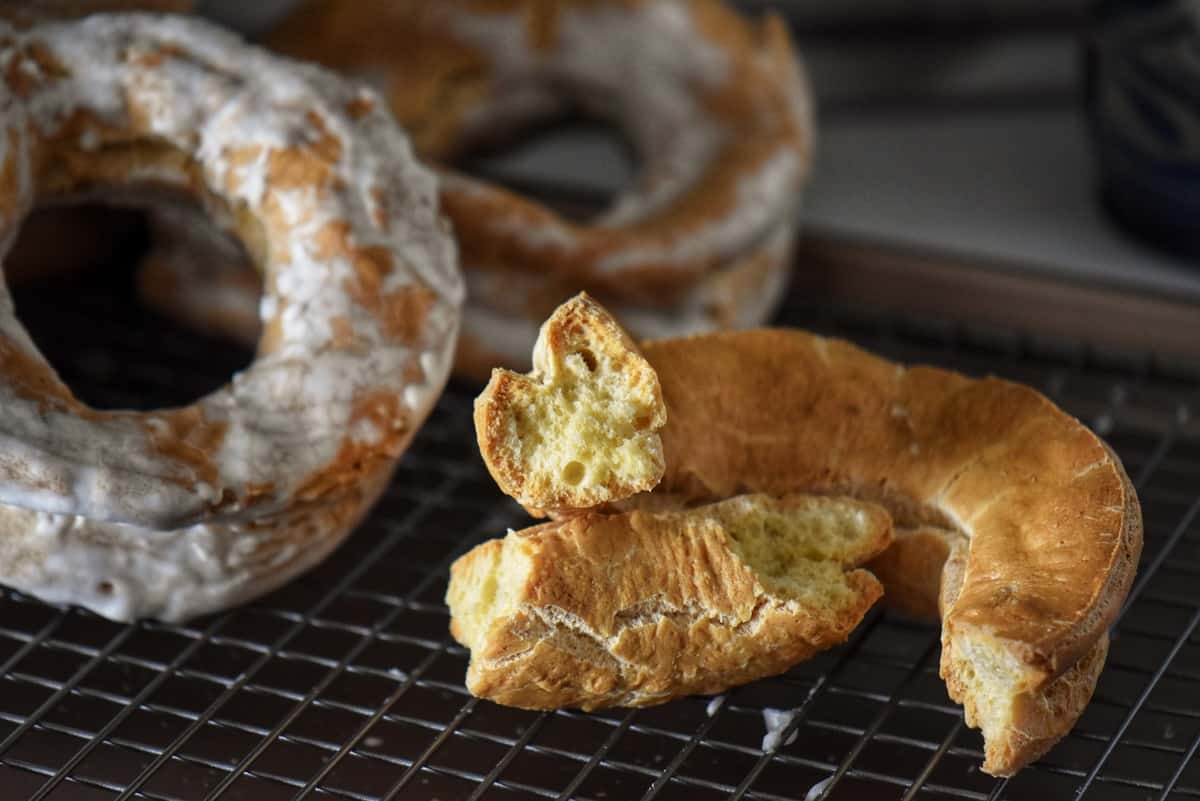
[{"left": 1085, "top": 0, "right": 1200, "bottom": 260}]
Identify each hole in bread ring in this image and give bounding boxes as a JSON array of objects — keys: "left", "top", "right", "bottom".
[
  {"left": 8, "top": 199, "right": 257, "bottom": 411},
  {"left": 0, "top": 14, "right": 462, "bottom": 619}
]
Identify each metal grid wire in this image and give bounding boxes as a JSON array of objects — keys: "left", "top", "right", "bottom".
[{"left": 1, "top": 254, "right": 1198, "bottom": 801}]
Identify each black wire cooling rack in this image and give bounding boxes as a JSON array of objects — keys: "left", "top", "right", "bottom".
[{"left": 1, "top": 249, "right": 1198, "bottom": 801}]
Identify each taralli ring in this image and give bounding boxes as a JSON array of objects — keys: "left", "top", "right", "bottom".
[
  {"left": 634, "top": 330, "right": 1142, "bottom": 776},
  {"left": 455, "top": 294, "right": 1142, "bottom": 777},
  {"left": 270, "top": 0, "right": 812, "bottom": 303},
  {"left": 0, "top": 13, "right": 462, "bottom": 621}
]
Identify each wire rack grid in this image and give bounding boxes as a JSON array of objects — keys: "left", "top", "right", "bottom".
[{"left": 0, "top": 262, "right": 1197, "bottom": 801}]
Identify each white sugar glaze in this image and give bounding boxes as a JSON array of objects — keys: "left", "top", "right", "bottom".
[{"left": 0, "top": 13, "right": 463, "bottom": 620}]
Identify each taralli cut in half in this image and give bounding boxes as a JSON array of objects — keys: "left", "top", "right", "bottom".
[
  {"left": 474, "top": 294, "right": 666, "bottom": 516},
  {"left": 623, "top": 330, "right": 1142, "bottom": 776},
  {"left": 0, "top": 14, "right": 462, "bottom": 621},
  {"left": 135, "top": 0, "right": 813, "bottom": 374},
  {"left": 446, "top": 494, "right": 892, "bottom": 710}
]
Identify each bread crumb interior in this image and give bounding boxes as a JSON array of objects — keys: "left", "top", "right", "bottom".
[
  {"left": 714, "top": 497, "right": 883, "bottom": 607},
  {"left": 447, "top": 539, "right": 532, "bottom": 653},
  {"left": 509, "top": 345, "right": 659, "bottom": 497}
]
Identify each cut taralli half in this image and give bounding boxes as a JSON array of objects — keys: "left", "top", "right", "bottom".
[
  {"left": 474, "top": 293, "right": 666, "bottom": 515},
  {"left": 446, "top": 494, "right": 893, "bottom": 710}
]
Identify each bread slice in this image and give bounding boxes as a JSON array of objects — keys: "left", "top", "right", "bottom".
[
  {"left": 474, "top": 293, "right": 666, "bottom": 515},
  {"left": 446, "top": 493, "right": 892, "bottom": 710}
]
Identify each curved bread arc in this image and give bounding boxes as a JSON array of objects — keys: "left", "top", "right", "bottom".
[{"left": 639, "top": 329, "right": 1141, "bottom": 773}]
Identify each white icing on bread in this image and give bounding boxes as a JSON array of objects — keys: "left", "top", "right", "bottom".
[{"left": 0, "top": 13, "right": 463, "bottom": 620}]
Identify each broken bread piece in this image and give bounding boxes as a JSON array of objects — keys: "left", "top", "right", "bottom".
[
  {"left": 446, "top": 493, "right": 893, "bottom": 710},
  {"left": 474, "top": 293, "right": 666, "bottom": 515}
]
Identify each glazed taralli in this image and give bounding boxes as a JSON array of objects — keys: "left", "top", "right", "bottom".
[
  {"left": 0, "top": 14, "right": 462, "bottom": 621},
  {"left": 629, "top": 329, "right": 1141, "bottom": 776},
  {"left": 270, "top": 0, "right": 813, "bottom": 303},
  {"left": 447, "top": 494, "right": 892, "bottom": 709}
]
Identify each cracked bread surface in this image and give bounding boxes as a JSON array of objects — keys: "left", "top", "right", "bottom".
[
  {"left": 628, "top": 328, "right": 1140, "bottom": 775},
  {"left": 446, "top": 493, "right": 892, "bottom": 710},
  {"left": 474, "top": 294, "right": 666, "bottom": 516}
]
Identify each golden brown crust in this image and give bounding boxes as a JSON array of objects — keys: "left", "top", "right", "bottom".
[
  {"left": 630, "top": 329, "right": 1141, "bottom": 775},
  {"left": 866, "top": 526, "right": 959, "bottom": 621},
  {"left": 474, "top": 294, "right": 665, "bottom": 515},
  {"left": 939, "top": 529, "right": 1111, "bottom": 776},
  {"left": 642, "top": 330, "right": 1139, "bottom": 670},
  {"left": 447, "top": 494, "right": 892, "bottom": 710}
]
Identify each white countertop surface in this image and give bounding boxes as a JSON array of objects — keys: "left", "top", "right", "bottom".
[
  {"left": 806, "top": 107, "right": 1200, "bottom": 301},
  {"left": 478, "top": 104, "right": 1200, "bottom": 303}
]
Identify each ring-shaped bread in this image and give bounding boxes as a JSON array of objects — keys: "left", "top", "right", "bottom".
[
  {"left": 630, "top": 329, "right": 1141, "bottom": 776},
  {"left": 268, "top": 0, "right": 813, "bottom": 306},
  {"left": 0, "top": 13, "right": 462, "bottom": 619}
]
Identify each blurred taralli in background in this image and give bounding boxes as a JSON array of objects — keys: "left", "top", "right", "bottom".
[
  {"left": 1085, "top": 0, "right": 1200, "bottom": 260},
  {"left": 135, "top": 0, "right": 815, "bottom": 378}
]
